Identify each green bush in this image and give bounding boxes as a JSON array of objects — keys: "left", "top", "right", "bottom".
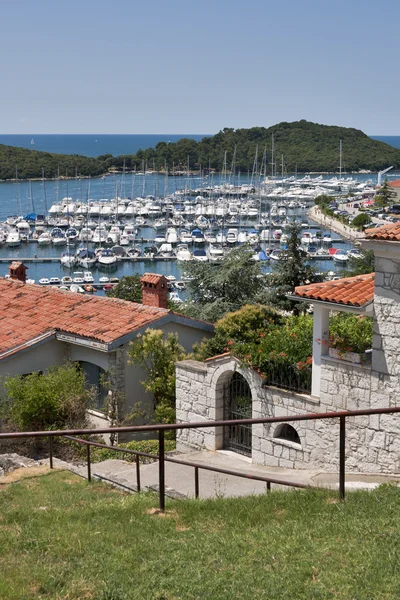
[
  {"left": 329, "top": 314, "right": 373, "bottom": 355},
  {"left": 194, "top": 304, "right": 282, "bottom": 360},
  {"left": 0, "top": 363, "right": 93, "bottom": 431},
  {"left": 69, "top": 438, "right": 176, "bottom": 463},
  {"left": 351, "top": 213, "right": 372, "bottom": 230}
]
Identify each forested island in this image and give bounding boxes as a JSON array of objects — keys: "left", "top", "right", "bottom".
[{"left": 1, "top": 120, "right": 400, "bottom": 181}]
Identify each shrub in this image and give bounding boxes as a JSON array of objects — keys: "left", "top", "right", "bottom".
[
  {"left": 0, "top": 363, "right": 94, "bottom": 432},
  {"left": 194, "top": 304, "right": 282, "bottom": 360},
  {"left": 328, "top": 314, "right": 373, "bottom": 356}
]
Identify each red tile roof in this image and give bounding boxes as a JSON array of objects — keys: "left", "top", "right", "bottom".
[
  {"left": 141, "top": 273, "right": 167, "bottom": 285},
  {"left": 293, "top": 273, "right": 375, "bottom": 307},
  {"left": 365, "top": 221, "right": 400, "bottom": 241},
  {"left": 0, "top": 278, "right": 170, "bottom": 358},
  {"left": 389, "top": 179, "right": 400, "bottom": 188}
]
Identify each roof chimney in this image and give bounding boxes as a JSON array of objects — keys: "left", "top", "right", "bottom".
[
  {"left": 8, "top": 261, "right": 28, "bottom": 283},
  {"left": 140, "top": 273, "right": 169, "bottom": 309}
]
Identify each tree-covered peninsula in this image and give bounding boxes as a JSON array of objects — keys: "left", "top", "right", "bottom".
[{"left": 1, "top": 120, "right": 400, "bottom": 180}]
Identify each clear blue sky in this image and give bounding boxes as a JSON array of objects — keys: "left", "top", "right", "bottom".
[{"left": 1, "top": 0, "right": 399, "bottom": 135}]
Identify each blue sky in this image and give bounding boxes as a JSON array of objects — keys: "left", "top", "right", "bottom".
[{"left": 1, "top": 0, "right": 399, "bottom": 134}]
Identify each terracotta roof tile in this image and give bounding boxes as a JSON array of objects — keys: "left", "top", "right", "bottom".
[
  {"left": 0, "top": 278, "right": 170, "bottom": 358},
  {"left": 365, "top": 222, "right": 400, "bottom": 241},
  {"left": 140, "top": 273, "right": 167, "bottom": 285},
  {"left": 293, "top": 273, "right": 375, "bottom": 307}
]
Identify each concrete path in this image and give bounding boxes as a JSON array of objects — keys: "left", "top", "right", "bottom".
[{"left": 47, "top": 449, "right": 400, "bottom": 500}]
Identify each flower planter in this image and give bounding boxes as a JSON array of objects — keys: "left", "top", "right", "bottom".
[{"left": 328, "top": 347, "right": 362, "bottom": 364}]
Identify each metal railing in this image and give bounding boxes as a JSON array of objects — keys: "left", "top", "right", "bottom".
[
  {"left": 1, "top": 405, "right": 400, "bottom": 511},
  {"left": 261, "top": 361, "right": 312, "bottom": 394}
]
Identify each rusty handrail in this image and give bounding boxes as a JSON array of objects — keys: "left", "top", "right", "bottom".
[
  {"left": 2, "top": 405, "right": 400, "bottom": 510},
  {"left": 1, "top": 405, "right": 400, "bottom": 439}
]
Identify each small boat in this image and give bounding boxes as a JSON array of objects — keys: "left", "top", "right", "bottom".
[
  {"left": 193, "top": 249, "right": 208, "bottom": 262},
  {"left": 70, "top": 284, "right": 85, "bottom": 293},
  {"left": 83, "top": 271, "right": 94, "bottom": 283},
  {"left": 38, "top": 232, "right": 52, "bottom": 246},
  {"left": 61, "top": 276, "right": 73, "bottom": 284},
  {"left": 6, "top": 231, "right": 21, "bottom": 247},
  {"left": 39, "top": 278, "right": 50, "bottom": 285},
  {"left": 103, "top": 283, "right": 114, "bottom": 291},
  {"left": 83, "top": 284, "right": 95, "bottom": 293},
  {"left": 60, "top": 252, "right": 76, "bottom": 268},
  {"left": 99, "top": 276, "right": 110, "bottom": 283},
  {"left": 97, "top": 248, "right": 118, "bottom": 267},
  {"left": 332, "top": 251, "right": 349, "bottom": 264},
  {"left": 110, "top": 277, "right": 120, "bottom": 284},
  {"left": 174, "top": 281, "right": 186, "bottom": 291},
  {"left": 73, "top": 271, "right": 85, "bottom": 284},
  {"left": 49, "top": 277, "right": 61, "bottom": 285},
  {"left": 168, "top": 291, "right": 183, "bottom": 304}
]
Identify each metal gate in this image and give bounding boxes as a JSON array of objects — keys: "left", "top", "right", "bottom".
[{"left": 224, "top": 372, "right": 252, "bottom": 456}]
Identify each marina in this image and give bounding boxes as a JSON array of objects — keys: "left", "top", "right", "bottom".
[{"left": 0, "top": 171, "right": 382, "bottom": 295}]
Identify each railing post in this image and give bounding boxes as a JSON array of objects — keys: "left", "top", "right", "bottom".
[
  {"left": 339, "top": 415, "right": 345, "bottom": 501},
  {"left": 159, "top": 430, "right": 165, "bottom": 512},
  {"left": 49, "top": 436, "right": 54, "bottom": 469},
  {"left": 266, "top": 481, "right": 271, "bottom": 493},
  {"left": 194, "top": 466, "right": 199, "bottom": 498},
  {"left": 135, "top": 453, "right": 141, "bottom": 492},
  {"left": 87, "top": 444, "right": 92, "bottom": 482}
]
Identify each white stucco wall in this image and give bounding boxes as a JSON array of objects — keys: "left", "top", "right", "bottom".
[{"left": 0, "top": 338, "right": 66, "bottom": 378}]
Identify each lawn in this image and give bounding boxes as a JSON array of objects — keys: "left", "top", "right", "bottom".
[{"left": 0, "top": 468, "right": 400, "bottom": 599}]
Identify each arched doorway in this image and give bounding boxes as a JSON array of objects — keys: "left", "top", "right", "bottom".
[{"left": 223, "top": 372, "right": 252, "bottom": 456}]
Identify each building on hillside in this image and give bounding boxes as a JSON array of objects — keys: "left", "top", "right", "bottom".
[
  {"left": 388, "top": 179, "right": 400, "bottom": 200},
  {"left": 175, "top": 222, "right": 400, "bottom": 474},
  {"left": 0, "top": 267, "right": 213, "bottom": 430}
]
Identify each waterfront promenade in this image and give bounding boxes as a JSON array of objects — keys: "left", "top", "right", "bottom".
[{"left": 308, "top": 205, "right": 365, "bottom": 242}]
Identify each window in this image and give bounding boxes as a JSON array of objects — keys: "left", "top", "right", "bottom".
[{"left": 273, "top": 424, "right": 301, "bottom": 446}]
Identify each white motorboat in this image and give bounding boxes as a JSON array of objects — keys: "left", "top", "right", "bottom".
[
  {"left": 73, "top": 271, "right": 85, "bottom": 284},
  {"left": 83, "top": 271, "right": 94, "bottom": 283},
  {"left": 176, "top": 244, "right": 192, "bottom": 261},
  {"left": 99, "top": 276, "right": 110, "bottom": 283},
  {"left": 92, "top": 226, "right": 108, "bottom": 244},
  {"left": 166, "top": 227, "right": 178, "bottom": 244},
  {"left": 49, "top": 277, "right": 61, "bottom": 285},
  {"left": 52, "top": 229, "right": 67, "bottom": 246},
  {"left": 76, "top": 248, "right": 97, "bottom": 268},
  {"left": 70, "top": 284, "right": 85, "bottom": 293},
  {"left": 208, "top": 245, "right": 224, "bottom": 261},
  {"left": 6, "top": 231, "right": 21, "bottom": 247},
  {"left": 80, "top": 227, "right": 94, "bottom": 242},
  {"left": 38, "top": 232, "right": 52, "bottom": 246},
  {"left": 193, "top": 249, "right": 208, "bottom": 262},
  {"left": 332, "top": 251, "right": 349, "bottom": 264},
  {"left": 60, "top": 252, "right": 76, "bottom": 268},
  {"left": 168, "top": 291, "right": 183, "bottom": 304},
  {"left": 39, "top": 278, "right": 50, "bottom": 285},
  {"left": 61, "top": 276, "right": 73, "bottom": 284},
  {"left": 226, "top": 229, "right": 238, "bottom": 244},
  {"left": 97, "top": 248, "right": 118, "bottom": 267}
]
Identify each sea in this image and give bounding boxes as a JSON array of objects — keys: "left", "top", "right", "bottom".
[{"left": 0, "top": 133, "right": 397, "bottom": 291}]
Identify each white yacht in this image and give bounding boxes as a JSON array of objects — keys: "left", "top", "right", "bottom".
[
  {"left": 6, "top": 231, "right": 21, "bottom": 247},
  {"left": 176, "top": 244, "right": 192, "bottom": 261},
  {"left": 38, "top": 231, "right": 52, "bottom": 246},
  {"left": 92, "top": 226, "right": 108, "bottom": 244}
]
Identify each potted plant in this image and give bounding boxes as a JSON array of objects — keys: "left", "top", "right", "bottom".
[{"left": 327, "top": 314, "right": 373, "bottom": 364}]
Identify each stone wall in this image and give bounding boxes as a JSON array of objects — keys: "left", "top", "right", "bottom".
[{"left": 176, "top": 353, "right": 400, "bottom": 474}]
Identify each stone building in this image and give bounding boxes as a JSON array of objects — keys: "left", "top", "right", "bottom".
[
  {"left": 176, "top": 222, "right": 400, "bottom": 474},
  {"left": 0, "top": 268, "right": 213, "bottom": 429}
]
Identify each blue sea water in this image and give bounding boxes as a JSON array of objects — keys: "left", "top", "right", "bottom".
[
  {"left": 0, "top": 134, "right": 210, "bottom": 157},
  {"left": 371, "top": 136, "right": 400, "bottom": 149}
]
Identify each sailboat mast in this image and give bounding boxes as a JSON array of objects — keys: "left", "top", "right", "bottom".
[
  {"left": 271, "top": 134, "right": 275, "bottom": 180},
  {"left": 339, "top": 139, "right": 342, "bottom": 180}
]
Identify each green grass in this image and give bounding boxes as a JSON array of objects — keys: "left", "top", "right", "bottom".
[{"left": 1, "top": 470, "right": 400, "bottom": 599}]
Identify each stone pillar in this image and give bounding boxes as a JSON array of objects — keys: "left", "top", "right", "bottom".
[{"left": 312, "top": 304, "right": 330, "bottom": 398}]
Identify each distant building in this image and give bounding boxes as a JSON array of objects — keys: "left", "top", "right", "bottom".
[{"left": 0, "top": 270, "right": 213, "bottom": 431}]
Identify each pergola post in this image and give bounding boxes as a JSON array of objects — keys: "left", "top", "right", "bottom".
[{"left": 312, "top": 304, "right": 330, "bottom": 397}]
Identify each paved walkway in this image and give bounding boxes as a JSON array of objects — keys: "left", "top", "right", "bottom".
[{"left": 48, "top": 450, "right": 400, "bottom": 499}]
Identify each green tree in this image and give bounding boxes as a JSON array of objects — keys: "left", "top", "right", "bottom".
[
  {"left": 128, "top": 329, "right": 186, "bottom": 432},
  {"left": 0, "top": 363, "right": 93, "bottom": 432},
  {"left": 264, "top": 223, "right": 322, "bottom": 314},
  {"left": 351, "top": 213, "right": 372, "bottom": 230},
  {"left": 375, "top": 179, "right": 396, "bottom": 207},
  {"left": 194, "top": 304, "right": 282, "bottom": 360},
  {"left": 183, "top": 245, "right": 265, "bottom": 322},
  {"left": 106, "top": 275, "right": 142, "bottom": 302}
]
